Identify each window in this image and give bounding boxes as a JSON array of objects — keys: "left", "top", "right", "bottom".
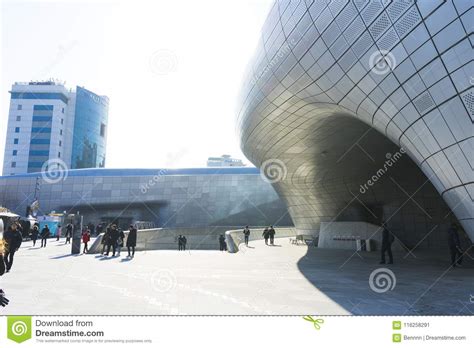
[
  {"left": 11, "top": 162, "right": 16, "bottom": 168},
  {"left": 15, "top": 127, "right": 20, "bottom": 133},
  {"left": 17, "top": 104, "right": 22, "bottom": 110},
  {"left": 16, "top": 116, "right": 21, "bottom": 121},
  {"left": 61, "top": 107, "right": 65, "bottom": 113},
  {"left": 13, "top": 138, "right": 19, "bottom": 144},
  {"left": 100, "top": 123, "right": 106, "bottom": 137},
  {"left": 60, "top": 129, "right": 63, "bottom": 135},
  {"left": 12, "top": 150, "right": 17, "bottom": 156},
  {"left": 61, "top": 118, "right": 64, "bottom": 125},
  {"left": 59, "top": 140, "right": 62, "bottom": 147},
  {"left": 58, "top": 152, "right": 61, "bottom": 158}
]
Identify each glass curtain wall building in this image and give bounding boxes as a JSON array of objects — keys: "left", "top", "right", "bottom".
[{"left": 2, "top": 81, "right": 109, "bottom": 175}]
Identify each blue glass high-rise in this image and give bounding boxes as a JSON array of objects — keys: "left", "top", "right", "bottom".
[{"left": 71, "top": 86, "right": 109, "bottom": 169}]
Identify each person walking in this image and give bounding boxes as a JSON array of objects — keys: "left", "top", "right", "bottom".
[
  {"left": 65, "top": 223, "right": 73, "bottom": 244},
  {"left": 268, "top": 225, "right": 276, "bottom": 245},
  {"left": 181, "top": 235, "right": 187, "bottom": 251},
  {"left": 30, "top": 225, "right": 39, "bottom": 247},
  {"left": 126, "top": 225, "right": 137, "bottom": 257},
  {"left": 177, "top": 235, "right": 183, "bottom": 251},
  {"left": 3, "top": 223, "right": 23, "bottom": 272},
  {"left": 116, "top": 228, "right": 125, "bottom": 256},
  {"left": 102, "top": 225, "right": 111, "bottom": 254},
  {"left": 219, "top": 234, "right": 227, "bottom": 251},
  {"left": 380, "top": 221, "right": 394, "bottom": 264},
  {"left": 106, "top": 225, "right": 119, "bottom": 256},
  {"left": 262, "top": 227, "right": 269, "bottom": 245},
  {"left": 448, "top": 223, "right": 463, "bottom": 268},
  {"left": 56, "top": 224, "right": 62, "bottom": 241},
  {"left": 40, "top": 225, "right": 50, "bottom": 248},
  {"left": 82, "top": 229, "right": 91, "bottom": 253},
  {"left": 243, "top": 226, "right": 250, "bottom": 246}
]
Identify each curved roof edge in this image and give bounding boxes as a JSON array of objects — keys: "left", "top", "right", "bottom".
[{"left": 0, "top": 167, "right": 260, "bottom": 179}]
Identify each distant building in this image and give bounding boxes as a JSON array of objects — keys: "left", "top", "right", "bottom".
[
  {"left": 3, "top": 81, "right": 109, "bottom": 175},
  {"left": 207, "top": 154, "right": 245, "bottom": 167}
]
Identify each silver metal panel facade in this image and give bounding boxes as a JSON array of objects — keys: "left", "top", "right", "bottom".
[
  {"left": 238, "top": 0, "right": 473, "bottom": 247},
  {"left": 0, "top": 168, "right": 292, "bottom": 228}
]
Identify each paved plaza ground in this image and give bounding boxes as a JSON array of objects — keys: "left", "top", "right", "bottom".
[{"left": 1, "top": 237, "right": 473, "bottom": 315}]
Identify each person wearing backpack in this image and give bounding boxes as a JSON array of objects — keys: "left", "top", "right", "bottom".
[{"left": 380, "top": 221, "right": 394, "bottom": 264}]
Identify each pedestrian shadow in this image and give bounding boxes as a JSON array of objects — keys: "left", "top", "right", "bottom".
[
  {"left": 49, "top": 254, "right": 82, "bottom": 259},
  {"left": 269, "top": 244, "right": 282, "bottom": 247},
  {"left": 120, "top": 258, "right": 133, "bottom": 262},
  {"left": 242, "top": 245, "right": 255, "bottom": 249}
]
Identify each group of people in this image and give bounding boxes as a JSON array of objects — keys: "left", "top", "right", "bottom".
[
  {"left": 219, "top": 234, "right": 227, "bottom": 251},
  {"left": 262, "top": 226, "right": 276, "bottom": 246},
  {"left": 177, "top": 235, "right": 187, "bottom": 251},
  {"left": 100, "top": 224, "right": 137, "bottom": 258},
  {"left": 28, "top": 224, "right": 51, "bottom": 248}
]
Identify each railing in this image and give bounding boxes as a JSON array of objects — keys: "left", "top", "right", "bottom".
[
  {"left": 88, "top": 226, "right": 248, "bottom": 253},
  {"left": 225, "top": 226, "right": 298, "bottom": 253}
]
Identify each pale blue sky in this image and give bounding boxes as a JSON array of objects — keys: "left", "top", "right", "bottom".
[{"left": 1, "top": 0, "right": 273, "bottom": 168}]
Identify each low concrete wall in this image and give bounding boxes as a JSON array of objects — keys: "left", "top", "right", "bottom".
[
  {"left": 226, "top": 226, "right": 298, "bottom": 253},
  {"left": 88, "top": 226, "right": 237, "bottom": 253},
  {"left": 318, "top": 221, "right": 407, "bottom": 251}
]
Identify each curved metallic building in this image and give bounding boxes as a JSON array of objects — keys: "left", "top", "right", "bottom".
[{"left": 238, "top": 0, "right": 473, "bottom": 247}]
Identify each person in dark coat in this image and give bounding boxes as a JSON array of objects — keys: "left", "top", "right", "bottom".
[
  {"left": 102, "top": 226, "right": 111, "bottom": 254},
  {"left": 243, "top": 226, "right": 250, "bottom": 246},
  {"left": 219, "top": 234, "right": 227, "bottom": 251},
  {"left": 30, "top": 225, "right": 39, "bottom": 246},
  {"left": 448, "top": 223, "right": 463, "bottom": 267},
  {"left": 380, "top": 221, "right": 394, "bottom": 264},
  {"left": 181, "top": 235, "right": 187, "bottom": 251},
  {"left": 3, "top": 223, "right": 23, "bottom": 272},
  {"left": 177, "top": 235, "right": 183, "bottom": 251},
  {"left": 56, "top": 224, "right": 61, "bottom": 241},
  {"left": 65, "top": 223, "right": 73, "bottom": 244},
  {"left": 268, "top": 225, "right": 276, "bottom": 245},
  {"left": 40, "top": 225, "right": 50, "bottom": 248},
  {"left": 262, "top": 227, "right": 269, "bottom": 245},
  {"left": 126, "top": 225, "right": 137, "bottom": 257},
  {"left": 106, "top": 225, "right": 119, "bottom": 256},
  {"left": 117, "top": 228, "right": 125, "bottom": 256}
]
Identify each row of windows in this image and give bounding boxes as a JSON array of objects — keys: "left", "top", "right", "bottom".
[
  {"left": 12, "top": 138, "right": 63, "bottom": 147},
  {"left": 10, "top": 152, "right": 62, "bottom": 167},
  {"left": 15, "top": 104, "right": 64, "bottom": 113},
  {"left": 13, "top": 127, "right": 63, "bottom": 134}
]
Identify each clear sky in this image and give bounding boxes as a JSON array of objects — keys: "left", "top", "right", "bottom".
[{"left": 0, "top": 0, "right": 273, "bottom": 168}]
